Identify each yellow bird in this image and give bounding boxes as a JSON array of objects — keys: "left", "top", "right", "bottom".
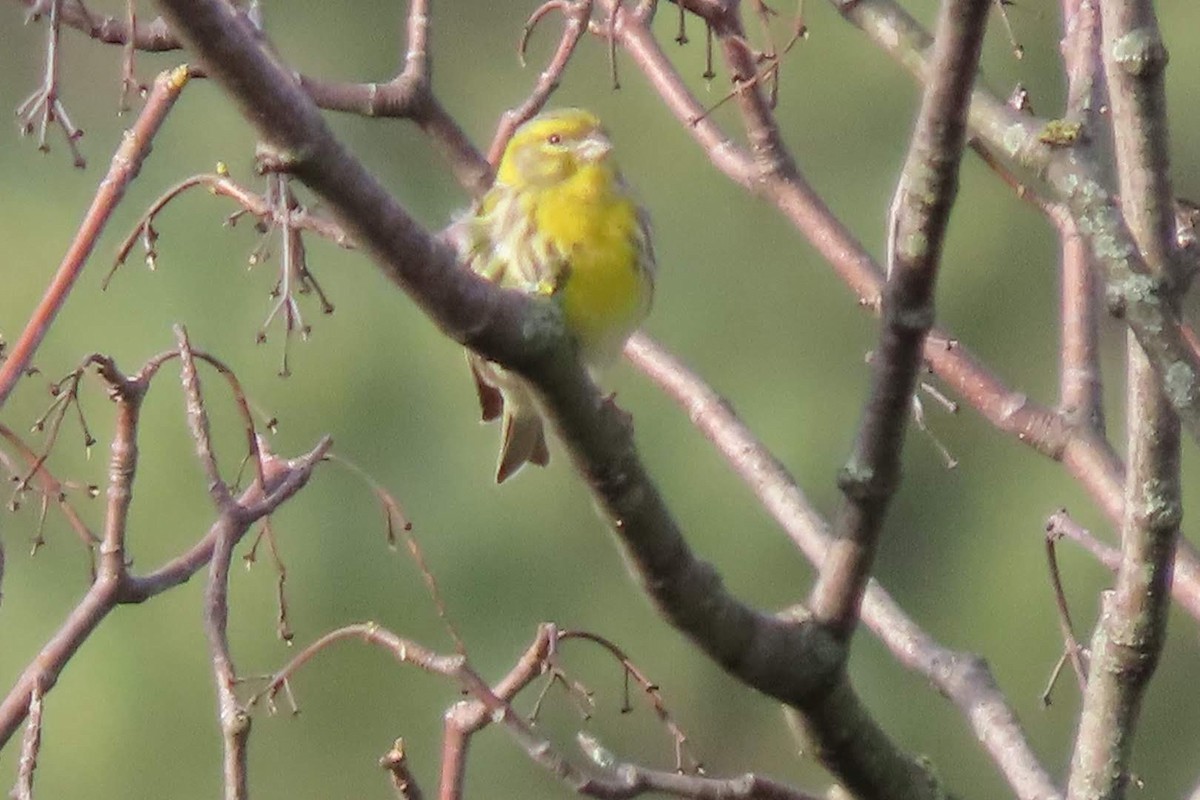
[{"left": 457, "top": 108, "right": 656, "bottom": 482}]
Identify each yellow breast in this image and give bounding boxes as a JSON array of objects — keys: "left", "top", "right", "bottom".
[{"left": 533, "top": 163, "right": 651, "bottom": 366}]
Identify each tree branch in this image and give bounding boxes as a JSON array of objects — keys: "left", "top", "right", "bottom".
[
  {"left": 1066, "top": 1, "right": 1181, "bottom": 797},
  {"left": 831, "top": 0, "right": 1200, "bottom": 446},
  {"left": 296, "top": 0, "right": 489, "bottom": 197},
  {"left": 0, "top": 66, "right": 192, "bottom": 409},
  {"left": 15, "top": 0, "right": 179, "bottom": 50},
  {"left": 1057, "top": 0, "right": 1107, "bottom": 432},
  {"left": 628, "top": 335, "right": 1059, "bottom": 800},
  {"left": 149, "top": 2, "right": 954, "bottom": 797},
  {"left": 809, "top": 0, "right": 989, "bottom": 638},
  {"left": 486, "top": 0, "right": 594, "bottom": 165},
  {"left": 0, "top": 349, "right": 330, "bottom": 749},
  {"left": 269, "top": 623, "right": 823, "bottom": 800},
  {"left": 617, "top": 0, "right": 1200, "bottom": 621}
]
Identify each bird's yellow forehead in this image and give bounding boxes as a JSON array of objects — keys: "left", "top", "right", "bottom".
[{"left": 512, "top": 108, "right": 604, "bottom": 147}]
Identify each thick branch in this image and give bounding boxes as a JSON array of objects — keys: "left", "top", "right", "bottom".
[
  {"left": 615, "top": 4, "right": 1124, "bottom": 517},
  {"left": 628, "top": 335, "right": 1059, "bottom": 800},
  {"left": 1067, "top": 352, "right": 1179, "bottom": 800},
  {"left": 151, "top": 0, "right": 535, "bottom": 364},
  {"left": 625, "top": 0, "right": 1200, "bottom": 621},
  {"left": 809, "top": 0, "right": 989, "bottom": 638},
  {"left": 152, "top": 2, "right": 952, "bottom": 798},
  {"left": 1066, "top": 2, "right": 1180, "bottom": 798},
  {"left": 831, "top": 0, "right": 1200, "bottom": 446}
]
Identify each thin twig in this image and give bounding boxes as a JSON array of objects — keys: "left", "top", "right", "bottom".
[
  {"left": 380, "top": 739, "right": 425, "bottom": 800},
  {"left": 265, "top": 624, "right": 820, "bottom": 800},
  {"left": 108, "top": 170, "right": 352, "bottom": 286},
  {"left": 487, "top": 0, "right": 593, "bottom": 165},
  {"left": 16, "top": 0, "right": 87, "bottom": 166},
  {"left": 180, "top": 330, "right": 257, "bottom": 800},
  {"left": 0, "top": 347, "right": 331, "bottom": 750},
  {"left": 575, "top": 731, "right": 820, "bottom": 800},
  {"left": 559, "top": 629, "right": 702, "bottom": 774},
  {"left": 204, "top": 503, "right": 251, "bottom": 800},
  {"left": 324, "top": 453, "right": 465, "bottom": 653},
  {"left": 1056, "top": 0, "right": 1105, "bottom": 433},
  {"left": 1042, "top": 510, "right": 1089, "bottom": 704},
  {"left": 177, "top": 325, "right": 235, "bottom": 509},
  {"left": 0, "top": 66, "right": 192, "bottom": 409},
  {"left": 17, "top": 0, "right": 180, "bottom": 50}
]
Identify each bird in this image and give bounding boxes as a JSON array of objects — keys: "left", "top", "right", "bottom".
[{"left": 455, "top": 108, "right": 656, "bottom": 482}]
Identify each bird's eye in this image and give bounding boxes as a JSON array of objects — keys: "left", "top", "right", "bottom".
[{"left": 547, "top": 133, "right": 562, "bottom": 145}]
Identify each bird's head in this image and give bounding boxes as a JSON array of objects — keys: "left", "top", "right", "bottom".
[{"left": 496, "top": 108, "right": 614, "bottom": 188}]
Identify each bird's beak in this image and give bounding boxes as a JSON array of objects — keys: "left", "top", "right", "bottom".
[{"left": 575, "top": 132, "right": 613, "bottom": 162}]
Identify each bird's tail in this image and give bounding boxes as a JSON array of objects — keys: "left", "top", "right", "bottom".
[
  {"left": 468, "top": 354, "right": 550, "bottom": 482},
  {"left": 496, "top": 398, "right": 550, "bottom": 483}
]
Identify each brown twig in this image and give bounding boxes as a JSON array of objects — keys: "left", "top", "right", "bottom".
[
  {"left": 0, "top": 354, "right": 147, "bottom": 749},
  {"left": 121, "top": 433, "right": 329, "bottom": 605},
  {"left": 575, "top": 731, "right": 820, "bottom": 800},
  {"left": 207, "top": 508, "right": 251, "bottom": 800},
  {"left": 262, "top": 624, "right": 587, "bottom": 797},
  {"left": 1046, "top": 507, "right": 1120, "bottom": 571},
  {"left": 205, "top": 502, "right": 251, "bottom": 800},
  {"left": 244, "top": 518, "right": 293, "bottom": 641},
  {"left": 16, "top": 0, "right": 87, "bottom": 166},
  {"left": 15, "top": 365, "right": 96, "bottom": 502},
  {"left": 1, "top": 367, "right": 101, "bottom": 555},
  {"left": 1058, "top": 218, "right": 1106, "bottom": 430},
  {"left": 486, "top": 0, "right": 593, "bottom": 165},
  {"left": 380, "top": 739, "right": 424, "bottom": 800},
  {"left": 264, "top": 623, "right": 820, "bottom": 800},
  {"left": 251, "top": 169, "right": 336, "bottom": 376},
  {"left": 179, "top": 324, "right": 314, "bottom": 799},
  {"left": 16, "top": 0, "right": 180, "bottom": 50},
  {"left": 0, "top": 66, "right": 192, "bottom": 409},
  {"left": 177, "top": 326, "right": 235, "bottom": 508},
  {"left": 1042, "top": 510, "right": 1090, "bottom": 704},
  {"left": 324, "top": 453, "right": 464, "bottom": 653},
  {"left": 108, "top": 170, "right": 352, "bottom": 287},
  {"left": 0, "top": 346, "right": 331, "bottom": 750},
  {"left": 436, "top": 624, "right": 558, "bottom": 800},
  {"left": 296, "top": 0, "right": 490, "bottom": 198},
  {"left": 558, "top": 629, "right": 702, "bottom": 774},
  {"left": 109, "top": 168, "right": 348, "bottom": 375}
]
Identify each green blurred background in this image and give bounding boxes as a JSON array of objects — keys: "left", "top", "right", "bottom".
[{"left": 2, "top": 1, "right": 1199, "bottom": 797}]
